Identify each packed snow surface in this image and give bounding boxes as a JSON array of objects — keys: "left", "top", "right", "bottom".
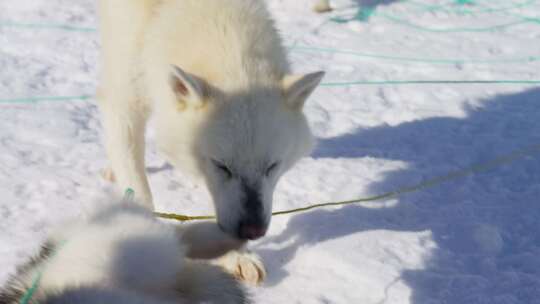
[{"left": 1, "top": 0, "right": 540, "bottom": 303}]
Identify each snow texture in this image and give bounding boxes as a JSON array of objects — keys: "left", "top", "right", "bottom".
[{"left": 1, "top": 0, "right": 540, "bottom": 303}]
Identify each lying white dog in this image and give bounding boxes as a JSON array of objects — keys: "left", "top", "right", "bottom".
[{"left": 0, "top": 201, "right": 249, "bottom": 304}]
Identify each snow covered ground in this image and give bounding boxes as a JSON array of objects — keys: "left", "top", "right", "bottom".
[{"left": 1, "top": 0, "right": 540, "bottom": 303}]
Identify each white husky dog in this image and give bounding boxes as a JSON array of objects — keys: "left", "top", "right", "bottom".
[
  {"left": 0, "top": 201, "right": 249, "bottom": 304},
  {"left": 98, "top": 0, "right": 323, "bottom": 282}
]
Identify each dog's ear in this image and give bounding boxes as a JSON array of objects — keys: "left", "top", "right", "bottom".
[
  {"left": 282, "top": 71, "right": 325, "bottom": 110},
  {"left": 170, "top": 65, "right": 206, "bottom": 109}
]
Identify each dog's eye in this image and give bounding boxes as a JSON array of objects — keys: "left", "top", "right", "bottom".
[
  {"left": 265, "top": 162, "right": 279, "bottom": 177},
  {"left": 212, "top": 160, "right": 233, "bottom": 178}
]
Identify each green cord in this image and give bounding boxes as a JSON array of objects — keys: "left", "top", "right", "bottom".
[
  {"left": 19, "top": 242, "right": 67, "bottom": 304},
  {"left": 330, "top": 0, "right": 540, "bottom": 32},
  {"left": 291, "top": 45, "right": 540, "bottom": 64},
  {"left": 0, "top": 95, "right": 92, "bottom": 104},
  {"left": 0, "top": 0, "right": 537, "bottom": 105},
  {"left": 0, "top": 22, "right": 96, "bottom": 32},
  {"left": 1, "top": 2, "right": 539, "bottom": 64},
  {"left": 2, "top": 79, "right": 540, "bottom": 106},
  {"left": 320, "top": 80, "right": 540, "bottom": 87},
  {"left": 0, "top": 1, "right": 537, "bottom": 33},
  {"left": 124, "top": 188, "right": 135, "bottom": 201},
  {"left": 19, "top": 272, "right": 42, "bottom": 304},
  {"left": 377, "top": 13, "right": 531, "bottom": 33},
  {"left": 450, "top": 0, "right": 537, "bottom": 15},
  {"left": 455, "top": 0, "right": 476, "bottom": 5}
]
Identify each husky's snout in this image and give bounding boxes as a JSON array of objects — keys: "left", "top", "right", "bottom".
[{"left": 237, "top": 182, "right": 268, "bottom": 240}]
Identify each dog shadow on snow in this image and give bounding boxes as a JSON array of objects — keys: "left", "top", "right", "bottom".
[{"left": 256, "top": 87, "right": 540, "bottom": 303}]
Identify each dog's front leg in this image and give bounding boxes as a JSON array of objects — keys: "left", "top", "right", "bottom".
[{"left": 99, "top": 95, "right": 153, "bottom": 209}]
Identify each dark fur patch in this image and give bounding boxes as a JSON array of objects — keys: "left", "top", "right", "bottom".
[
  {"left": 0, "top": 283, "right": 24, "bottom": 304},
  {"left": 0, "top": 242, "right": 55, "bottom": 304},
  {"left": 16, "top": 242, "right": 55, "bottom": 274}
]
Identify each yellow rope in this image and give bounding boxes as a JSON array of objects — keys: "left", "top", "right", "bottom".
[
  {"left": 154, "top": 213, "right": 215, "bottom": 221},
  {"left": 155, "top": 143, "right": 540, "bottom": 222}
]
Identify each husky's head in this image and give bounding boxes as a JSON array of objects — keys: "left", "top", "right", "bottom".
[{"left": 155, "top": 66, "right": 323, "bottom": 240}]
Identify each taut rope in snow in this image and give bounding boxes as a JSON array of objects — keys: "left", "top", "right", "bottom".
[
  {"left": 154, "top": 143, "right": 540, "bottom": 222},
  {"left": 0, "top": 95, "right": 92, "bottom": 104},
  {"left": 319, "top": 80, "right": 540, "bottom": 87},
  {"left": 290, "top": 45, "right": 540, "bottom": 65}
]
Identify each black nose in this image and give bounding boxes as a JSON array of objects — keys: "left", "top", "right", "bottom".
[
  {"left": 238, "top": 222, "right": 267, "bottom": 240},
  {"left": 238, "top": 181, "right": 267, "bottom": 240}
]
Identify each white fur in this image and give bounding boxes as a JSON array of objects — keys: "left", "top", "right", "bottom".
[
  {"left": 42, "top": 204, "right": 183, "bottom": 292},
  {"left": 97, "top": 0, "right": 323, "bottom": 236},
  {"left": 1, "top": 202, "right": 247, "bottom": 304},
  {"left": 98, "top": 0, "right": 323, "bottom": 285}
]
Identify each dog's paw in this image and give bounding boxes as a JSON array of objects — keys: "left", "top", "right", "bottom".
[
  {"left": 101, "top": 167, "right": 116, "bottom": 183},
  {"left": 235, "top": 252, "right": 266, "bottom": 285},
  {"left": 213, "top": 250, "right": 266, "bottom": 285}
]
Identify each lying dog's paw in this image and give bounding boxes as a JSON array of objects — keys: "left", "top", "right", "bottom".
[
  {"left": 235, "top": 252, "right": 266, "bottom": 285},
  {"left": 213, "top": 250, "right": 266, "bottom": 285},
  {"left": 101, "top": 167, "right": 116, "bottom": 182}
]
